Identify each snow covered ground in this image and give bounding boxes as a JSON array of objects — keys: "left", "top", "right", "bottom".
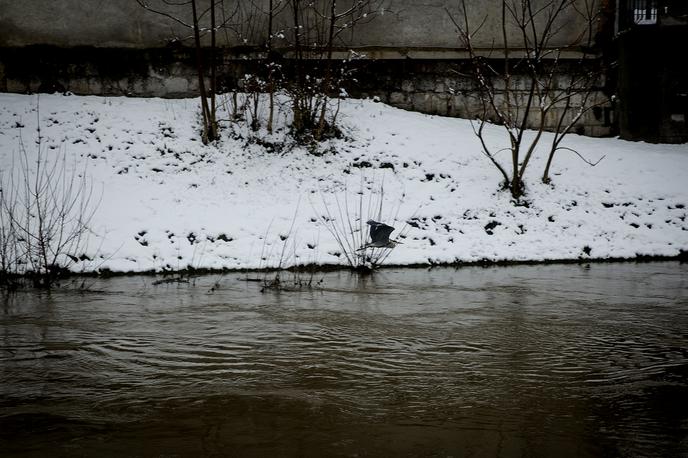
[{"left": 1, "top": 93, "right": 686, "bottom": 273}]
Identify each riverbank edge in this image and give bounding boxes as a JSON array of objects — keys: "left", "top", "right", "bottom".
[
  {"left": 1, "top": 253, "right": 685, "bottom": 290},
  {"left": 58, "top": 251, "right": 688, "bottom": 279}
]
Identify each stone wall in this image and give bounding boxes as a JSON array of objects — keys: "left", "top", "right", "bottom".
[
  {"left": 351, "top": 60, "right": 613, "bottom": 137},
  {"left": 0, "top": 46, "right": 202, "bottom": 98},
  {"left": 0, "top": 47, "right": 613, "bottom": 137}
]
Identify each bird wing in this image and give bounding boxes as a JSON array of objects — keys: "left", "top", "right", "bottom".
[
  {"left": 368, "top": 221, "right": 395, "bottom": 243},
  {"left": 378, "top": 224, "right": 395, "bottom": 240}
]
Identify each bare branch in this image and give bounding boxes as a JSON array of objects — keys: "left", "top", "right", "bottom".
[
  {"left": 136, "top": 0, "right": 194, "bottom": 29},
  {"left": 555, "top": 146, "right": 605, "bottom": 166}
]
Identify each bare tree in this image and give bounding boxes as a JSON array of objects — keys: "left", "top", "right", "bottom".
[
  {"left": 448, "top": 0, "right": 607, "bottom": 199},
  {"left": 312, "top": 173, "right": 412, "bottom": 272},
  {"left": 137, "top": 0, "right": 237, "bottom": 143}
]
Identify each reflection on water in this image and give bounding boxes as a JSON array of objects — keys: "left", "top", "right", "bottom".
[{"left": 1, "top": 263, "right": 687, "bottom": 457}]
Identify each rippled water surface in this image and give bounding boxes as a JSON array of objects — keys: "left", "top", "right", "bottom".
[{"left": 1, "top": 263, "right": 687, "bottom": 457}]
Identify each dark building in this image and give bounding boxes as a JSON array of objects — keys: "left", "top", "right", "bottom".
[{"left": 615, "top": 0, "right": 688, "bottom": 143}]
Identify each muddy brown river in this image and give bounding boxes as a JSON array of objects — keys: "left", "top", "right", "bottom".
[{"left": 1, "top": 262, "right": 687, "bottom": 457}]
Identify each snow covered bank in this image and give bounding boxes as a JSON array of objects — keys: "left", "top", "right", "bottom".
[{"left": 1, "top": 93, "right": 686, "bottom": 273}]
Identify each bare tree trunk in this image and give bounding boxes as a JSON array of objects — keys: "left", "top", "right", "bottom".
[
  {"left": 210, "top": 0, "right": 217, "bottom": 140},
  {"left": 267, "top": 0, "right": 275, "bottom": 134},
  {"left": 291, "top": 0, "right": 305, "bottom": 133},
  {"left": 192, "top": 0, "right": 212, "bottom": 144},
  {"left": 315, "top": 0, "right": 337, "bottom": 141}
]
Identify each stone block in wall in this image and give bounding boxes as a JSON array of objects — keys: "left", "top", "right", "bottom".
[
  {"left": 453, "top": 94, "right": 484, "bottom": 118},
  {"left": 580, "top": 107, "right": 603, "bottom": 126},
  {"left": 68, "top": 79, "right": 91, "bottom": 95},
  {"left": 511, "top": 90, "right": 536, "bottom": 108},
  {"left": 146, "top": 78, "right": 164, "bottom": 97},
  {"left": 100, "top": 80, "right": 114, "bottom": 95},
  {"left": 444, "top": 79, "right": 467, "bottom": 93},
  {"left": 87, "top": 78, "right": 102, "bottom": 94},
  {"left": 458, "top": 77, "right": 476, "bottom": 91},
  {"left": 518, "top": 111, "right": 537, "bottom": 130},
  {"left": 188, "top": 77, "right": 201, "bottom": 93},
  {"left": 567, "top": 93, "right": 583, "bottom": 107},
  {"left": 493, "top": 78, "right": 506, "bottom": 91},
  {"left": 100, "top": 80, "right": 119, "bottom": 96},
  {"left": 122, "top": 78, "right": 135, "bottom": 95},
  {"left": 389, "top": 91, "right": 409, "bottom": 106},
  {"left": 132, "top": 79, "right": 149, "bottom": 96},
  {"left": 446, "top": 94, "right": 462, "bottom": 117},
  {"left": 588, "top": 125, "right": 612, "bottom": 137},
  {"left": 6, "top": 79, "right": 28, "bottom": 93},
  {"left": 169, "top": 62, "right": 187, "bottom": 77},
  {"left": 544, "top": 108, "right": 569, "bottom": 129},
  {"left": 428, "top": 93, "right": 448, "bottom": 115},
  {"left": 416, "top": 93, "right": 436, "bottom": 115},
  {"left": 0, "top": 62, "right": 5, "bottom": 92},
  {"left": 510, "top": 75, "right": 531, "bottom": 91},
  {"left": 164, "top": 76, "right": 190, "bottom": 95},
  {"left": 411, "top": 92, "right": 431, "bottom": 113},
  {"left": 401, "top": 79, "right": 414, "bottom": 93},
  {"left": 552, "top": 74, "right": 572, "bottom": 90},
  {"left": 28, "top": 79, "right": 41, "bottom": 93},
  {"left": 490, "top": 92, "right": 505, "bottom": 111},
  {"left": 492, "top": 76, "right": 530, "bottom": 91},
  {"left": 433, "top": 92, "right": 451, "bottom": 116},
  {"left": 441, "top": 77, "right": 454, "bottom": 94},
  {"left": 449, "top": 95, "right": 464, "bottom": 115},
  {"left": 417, "top": 78, "right": 436, "bottom": 93},
  {"left": 456, "top": 96, "right": 479, "bottom": 118}
]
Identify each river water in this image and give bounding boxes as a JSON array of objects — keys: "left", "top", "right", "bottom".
[{"left": 1, "top": 262, "right": 687, "bottom": 457}]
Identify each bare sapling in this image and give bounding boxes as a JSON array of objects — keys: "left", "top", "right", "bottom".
[
  {"left": 315, "top": 174, "right": 408, "bottom": 272},
  {"left": 285, "top": 0, "right": 384, "bottom": 142},
  {"left": 541, "top": 0, "right": 607, "bottom": 183},
  {"left": 2, "top": 101, "right": 101, "bottom": 288},
  {"left": 257, "top": 200, "right": 322, "bottom": 292},
  {"left": 448, "top": 0, "right": 607, "bottom": 200},
  {"left": 264, "top": 0, "right": 288, "bottom": 134},
  {"left": 0, "top": 174, "right": 21, "bottom": 289}
]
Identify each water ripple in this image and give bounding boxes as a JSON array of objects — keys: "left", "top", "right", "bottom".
[{"left": 1, "top": 263, "right": 687, "bottom": 456}]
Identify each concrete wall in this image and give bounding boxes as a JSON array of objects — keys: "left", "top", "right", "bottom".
[{"left": 0, "top": 0, "right": 597, "bottom": 53}]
